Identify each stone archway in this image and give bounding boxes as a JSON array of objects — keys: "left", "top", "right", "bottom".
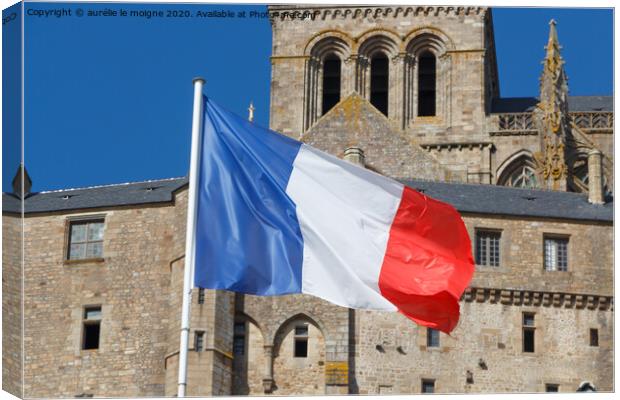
[
  {"left": 232, "top": 314, "right": 266, "bottom": 395},
  {"left": 271, "top": 314, "right": 326, "bottom": 395}
]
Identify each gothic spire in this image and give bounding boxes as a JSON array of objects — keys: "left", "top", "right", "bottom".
[{"left": 534, "top": 19, "right": 570, "bottom": 191}]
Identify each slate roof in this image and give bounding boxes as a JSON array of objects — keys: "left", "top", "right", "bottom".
[
  {"left": 402, "top": 179, "right": 612, "bottom": 222},
  {"left": 491, "top": 96, "right": 613, "bottom": 113},
  {"left": 2, "top": 176, "right": 612, "bottom": 223},
  {"left": 2, "top": 177, "right": 188, "bottom": 214}
]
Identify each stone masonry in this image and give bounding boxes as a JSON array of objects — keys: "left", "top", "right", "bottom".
[{"left": 2, "top": 4, "right": 613, "bottom": 397}]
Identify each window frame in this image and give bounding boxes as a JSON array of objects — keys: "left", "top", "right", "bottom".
[
  {"left": 426, "top": 328, "right": 440, "bottom": 348},
  {"left": 417, "top": 51, "right": 437, "bottom": 117},
  {"left": 522, "top": 312, "right": 536, "bottom": 353},
  {"left": 474, "top": 229, "right": 502, "bottom": 267},
  {"left": 233, "top": 321, "right": 246, "bottom": 356},
  {"left": 293, "top": 323, "right": 309, "bottom": 358},
  {"left": 82, "top": 305, "right": 102, "bottom": 351},
  {"left": 545, "top": 384, "right": 559, "bottom": 392},
  {"left": 421, "top": 379, "right": 435, "bottom": 394},
  {"left": 65, "top": 215, "right": 106, "bottom": 263},
  {"left": 321, "top": 54, "right": 342, "bottom": 116},
  {"left": 589, "top": 328, "right": 599, "bottom": 347},
  {"left": 369, "top": 52, "right": 389, "bottom": 116},
  {"left": 543, "top": 235, "right": 569, "bottom": 272},
  {"left": 194, "top": 331, "right": 205, "bottom": 352}
]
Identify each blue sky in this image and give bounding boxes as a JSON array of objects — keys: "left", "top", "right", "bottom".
[{"left": 2, "top": 3, "right": 613, "bottom": 192}]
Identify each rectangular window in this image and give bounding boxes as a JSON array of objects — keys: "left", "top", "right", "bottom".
[
  {"left": 590, "top": 329, "right": 599, "bottom": 347},
  {"left": 197, "top": 288, "right": 205, "bottom": 304},
  {"left": 427, "top": 328, "right": 440, "bottom": 348},
  {"left": 82, "top": 306, "right": 102, "bottom": 350},
  {"left": 522, "top": 313, "right": 535, "bottom": 353},
  {"left": 475, "top": 230, "right": 501, "bottom": 267},
  {"left": 544, "top": 236, "right": 568, "bottom": 271},
  {"left": 233, "top": 322, "right": 246, "bottom": 355},
  {"left": 545, "top": 384, "right": 559, "bottom": 392},
  {"left": 294, "top": 324, "right": 309, "bottom": 358},
  {"left": 421, "top": 379, "right": 435, "bottom": 393},
  {"left": 195, "top": 331, "right": 205, "bottom": 352},
  {"left": 68, "top": 219, "right": 104, "bottom": 260}
]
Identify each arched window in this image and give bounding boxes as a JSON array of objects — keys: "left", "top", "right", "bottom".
[
  {"left": 321, "top": 54, "right": 341, "bottom": 115},
  {"left": 370, "top": 53, "right": 389, "bottom": 116},
  {"left": 498, "top": 156, "right": 538, "bottom": 189},
  {"left": 505, "top": 165, "right": 538, "bottom": 188},
  {"left": 418, "top": 51, "right": 436, "bottom": 117}
]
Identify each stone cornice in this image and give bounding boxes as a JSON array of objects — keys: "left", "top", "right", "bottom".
[
  {"left": 489, "top": 130, "right": 538, "bottom": 137},
  {"left": 462, "top": 287, "right": 613, "bottom": 311},
  {"left": 445, "top": 49, "right": 485, "bottom": 54},
  {"left": 267, "top": 5, "right": 487, "bottom": 22},
  {"left": 421, "top": 142, "right": 494, "bottom": 151},
  {"left": 270, "top": 55, "right": 311, "bottom": 62}
]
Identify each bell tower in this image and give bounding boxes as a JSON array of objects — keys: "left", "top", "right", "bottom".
[{"left": 268, "top": 5, "right": 499, "bottom": 143}]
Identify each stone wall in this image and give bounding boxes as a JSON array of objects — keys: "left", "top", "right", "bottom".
[
  {"left": 2, "top": 213, "right": 23, "bottom": 397},
  {"left": 273, "top": 320, "right": 325, "bottom": 394},
  {"left": 354, "top": 300, "right": 612, "bottom": 394},
  {"left": 463, "top": 214, "right": 613, "bottom": 295},
  {"left": 237, "top": 213, "right": 613, "bottom": 394},
  {"left": 21, "top": 204, "right": 178, "bottom": 397},
  {"left": 19, "top": 187, "right": 233, "bottom": 398},
  {"left": 236, "top": 293, "right": 350, "bottom": 395}
]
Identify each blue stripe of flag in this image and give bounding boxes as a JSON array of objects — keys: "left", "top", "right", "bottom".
[{"left": 194, "top": 96, "right": 304, "bottom": 295}]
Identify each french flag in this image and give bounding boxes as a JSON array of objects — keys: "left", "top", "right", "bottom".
[{"left": 194, "top": 97, "right": 474, "bottom": 334}]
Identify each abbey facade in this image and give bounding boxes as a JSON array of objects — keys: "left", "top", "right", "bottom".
[{"left": 2, "top": 5, "right": 613, "bottom": 397}]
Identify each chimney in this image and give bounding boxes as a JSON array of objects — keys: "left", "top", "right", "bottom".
[
  {"left": 11, "top": 164, "right": 32, "bottom": 199},
  {"left": 587, "top": 150, "right": 604, "bottom": 204},
  {"left": 344, "top": 147, "right": 365, "bottom": 167}
]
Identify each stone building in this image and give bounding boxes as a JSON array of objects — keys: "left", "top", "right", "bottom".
[{"left": 2, "top": 4, "right": 613, "bottom": 397}]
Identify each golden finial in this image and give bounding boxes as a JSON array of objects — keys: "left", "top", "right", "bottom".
[{"left": 248, "top": 101, "right": 255, "bottom": 122}]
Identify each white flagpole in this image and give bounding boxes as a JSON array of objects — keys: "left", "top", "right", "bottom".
[{"left": 177, "top": 77, "right": 205, "bottom": 397}]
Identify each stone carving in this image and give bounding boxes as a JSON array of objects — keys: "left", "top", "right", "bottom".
[{"left": 533, "top": 20, "right": 570, "bottom": 190}]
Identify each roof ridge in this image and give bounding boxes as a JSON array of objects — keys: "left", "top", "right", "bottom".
[
  {"left": 36, "top": 176, "right": 187, "bottom": 194},
  {"left": 400, "top": 177, "right": 590, "bottom": 197}
]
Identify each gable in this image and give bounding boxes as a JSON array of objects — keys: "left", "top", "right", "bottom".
[{"left": 300, "top": 93, "right": 446, "bottom": 181}]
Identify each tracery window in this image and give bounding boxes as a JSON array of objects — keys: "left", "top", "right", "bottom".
[
  {"left": 506, "top": 165, "right": 538, "bottom": 188},
  {"left": 497, "top": 155, "right": 539, "bottom": 189}
]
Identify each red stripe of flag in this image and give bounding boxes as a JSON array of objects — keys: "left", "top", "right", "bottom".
[{"left": 378, "top": 187, "right": 474, "bottom": 334}]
